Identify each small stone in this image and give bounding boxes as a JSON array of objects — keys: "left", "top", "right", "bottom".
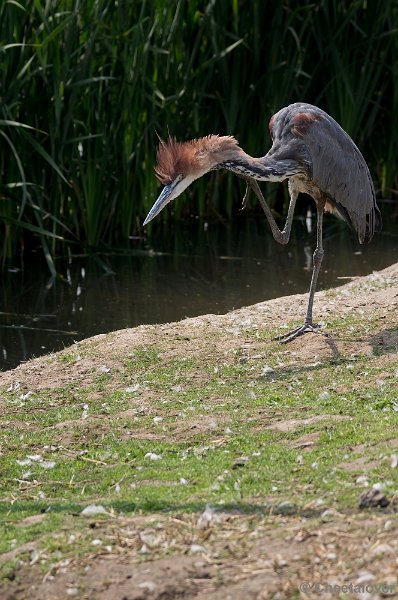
[
  {"left": 81, "top": 504, "right": 108, "bottom": 517},
  {"left": 372, "top": 482, "right": 384, "bottom": 491},
  {"left": 321, "top": 508, "right": 342, "bottom": 522},
  {"left": 359, "top": 488, "right": 390, "bottom": 509},
  {"left": 356, "top": 572, "right": 375, "bottom": 585},
  {"left": 275, "top": 501, "right": 297, "bottom": 515},
  {"left": 29, "top": 549, "right": 41, "bottom": 565},
  {"left": 138, "top": 581, "right": 157, "bottom": 593},
  {"left": 139, "top": 532, "right": 162, "bottom": 548},
  {"left": 190, "top": 544, "right": 206, "bottom": 554},
  {"left": 370, "top": 543, "right": 393, "bottom": 557},
  {"left": 125, "top": 384, "right": 140, "bottom": 393},
  {"left": 144, "top": 452, "right": 162, "bottom": 461},
  {"left": 171, "top": 385, "right": 182, "bottom": 393},
  {"left": 274, "top": 556, "right": 288, "bottom": 568},
  {"left": 356, "top": 475, "right": 369, "bottom": 487},
  {"left": 261, "top": 365, "right": 275, "bottom": 376}
]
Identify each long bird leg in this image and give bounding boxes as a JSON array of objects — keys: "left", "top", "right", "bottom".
[
  {"left": 240, "top": 176, "right": 327, "bottom": 343},
  {"left": 275, "top": 197, "right": 326, "bottom": 342},
  {"left": 239, "top": 176, "right": 297, "bottom": 244}
]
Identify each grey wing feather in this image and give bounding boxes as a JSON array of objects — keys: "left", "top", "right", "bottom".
[{"left": 302, "top": 110, "right": 381, "bottom": 243}]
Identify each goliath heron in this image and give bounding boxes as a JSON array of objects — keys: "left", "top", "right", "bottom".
[{"left": 143, "top": 103, "right": 381, "bottom": 341}]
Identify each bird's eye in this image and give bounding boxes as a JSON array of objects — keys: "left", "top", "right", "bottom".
[
  {"left": 171, "top": 175, "right": 182, "bottom": 189},
  {"left": 173, "top": 174, "right": 183, "bottom": 187}
]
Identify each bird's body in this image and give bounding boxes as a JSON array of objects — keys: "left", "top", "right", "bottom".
[
  {"left": 267, "top": 103, "right": 380, "bottom": 242},
  {"left": 144, "top": 102, "right": 381, "bottom": 341}
]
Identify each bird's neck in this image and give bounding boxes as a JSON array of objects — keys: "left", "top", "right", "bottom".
[{"left": 218, "top": 152, "right": 301, "bottom": 182}]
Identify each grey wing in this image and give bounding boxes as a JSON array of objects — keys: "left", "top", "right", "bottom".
[{"left": 303, "top": 112, "right": 381, "bottom": 243}]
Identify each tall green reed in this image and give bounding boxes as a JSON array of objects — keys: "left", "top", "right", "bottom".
[{"left": 0, "top": 0, "right": 397, "bottom": 269}]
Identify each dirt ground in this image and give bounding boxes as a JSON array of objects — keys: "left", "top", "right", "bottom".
[
  {"left": 3, "top": 511, "right": 398, "bottom": 600},
  {"left": 1, "top": 262, "right": 398, "bottom": 599}
]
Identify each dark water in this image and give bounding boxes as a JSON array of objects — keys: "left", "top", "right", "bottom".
[{"left": 1, "top": 213, "right": 397, "bottom": 371}]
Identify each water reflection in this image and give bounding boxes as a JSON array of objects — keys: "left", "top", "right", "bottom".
[{"left": 1, "top": 215, "right": 397, "bottom": 371}]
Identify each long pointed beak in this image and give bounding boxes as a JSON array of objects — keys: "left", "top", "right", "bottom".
[{"left": 143, "top": 185, "right": 173, "bottom": 226}]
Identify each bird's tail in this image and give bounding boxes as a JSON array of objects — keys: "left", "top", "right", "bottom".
[{"left": 366, "top": 204, "right": 382, "bottom": 243}]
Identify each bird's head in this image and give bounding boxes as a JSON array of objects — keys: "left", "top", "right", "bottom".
[{"left": 143, "top": 134, "right": 241, "bottom": 225}]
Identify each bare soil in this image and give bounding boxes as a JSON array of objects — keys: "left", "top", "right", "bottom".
[{"left": 3, "top": 511, "right": 398, "bottom": 600}]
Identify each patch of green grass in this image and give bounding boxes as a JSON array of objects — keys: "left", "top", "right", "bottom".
[
  {"left": 1, "top": 319, "right": 398, "bottom": 574},
  {"left": 58, "top": 352, "right": 76, "bottom": 364}
]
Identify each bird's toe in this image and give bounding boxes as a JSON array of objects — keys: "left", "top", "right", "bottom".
[{"left": 274, "top": 322, "right": 324, "bottom": 343}]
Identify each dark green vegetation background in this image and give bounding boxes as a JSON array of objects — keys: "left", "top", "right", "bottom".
[{"left": 1, "top": 0, "right": 397, "bottom": 270}]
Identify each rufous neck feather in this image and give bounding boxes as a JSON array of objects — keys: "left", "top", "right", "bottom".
[{"left": 155, "top": 135, "right": 242, "bottom": 184}]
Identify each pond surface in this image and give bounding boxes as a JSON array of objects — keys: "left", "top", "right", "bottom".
[{"left": 1, "top": 212, "right": 397, "bottom": 371}]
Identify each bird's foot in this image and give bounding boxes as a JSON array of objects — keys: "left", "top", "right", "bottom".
[{"left": 274, "top": 322, "right": 323, "bottom": 343}]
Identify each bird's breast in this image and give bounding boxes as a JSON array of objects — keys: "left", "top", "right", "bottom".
[
  {"left": 289, "top": 175, "right": 340, "bottom": 215},
  {"left": 289, "top": 174, "right": 318, "bottom": 197}
]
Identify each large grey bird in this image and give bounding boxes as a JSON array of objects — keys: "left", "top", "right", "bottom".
[{"left": 143, "top": 102, "right": 382, "bottom": 341}]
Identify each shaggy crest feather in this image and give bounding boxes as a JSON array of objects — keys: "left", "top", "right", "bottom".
[{"left": 155, "top": 135, "right": 240, "bottom": 185}]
